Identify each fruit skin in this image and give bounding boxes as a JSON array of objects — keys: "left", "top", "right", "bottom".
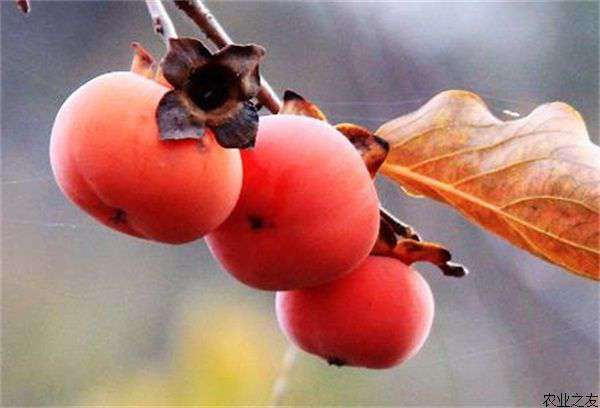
[
  {"left": 50, "top": 71, "right": 242, "bottom": 244},
  {"left": 276, "top": 256, "right": 434, "bottom": 369},
  {"left": 206, "top": 114, "right": 380, "bottom": 290}
]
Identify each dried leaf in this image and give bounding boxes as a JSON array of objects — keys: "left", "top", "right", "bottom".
[
  {"left": 379, "top": 207, "right": 421, "bottom": 242},
  {"left": 336, "top": 123, "right": 389, "bottom": 178},
  {"left": 154, "top": 67, "right": 172, "bottom": 88},
  {"left": 161, "top": 38, "right": 212, "bottom": 89},
  {"left": 211, "top": 101, "right": 258, "bottom": 148},
  {"left": 373, "top": 208, "right": 467, "bottom": 277},
  {"left": 156, "top": 90, "right": 206, "bottom": 140},
  {"left": 377, "top": 90, "right": 600, "bottom": 280},
  {"left": 215, "top": 44, "right": 265, "bottom": 98},
  {"left": 156, "top": 38, "right": 262, "bottom": 148},
  {"left": 280, "top": 90, "right": 327, "bottom": 121},
  {"left": 130, "top": 42, "right": 156, "bottom": 79}
]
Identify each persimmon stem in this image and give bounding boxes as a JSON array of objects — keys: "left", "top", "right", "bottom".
[
  {"left": 173, "top": 0, "right": 282, "bottom": 114},
  {"left": 145, "top": 0, "right": 178, "bottom": 44}
]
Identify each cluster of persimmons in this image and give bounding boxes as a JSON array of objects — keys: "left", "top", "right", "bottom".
[{"left": 49, "top": 38, "right": 434, "bottom": 369}]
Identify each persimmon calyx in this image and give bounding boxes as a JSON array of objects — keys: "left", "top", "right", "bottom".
[
  {"left": 281, "top": 90, "right": 328, "bottom": 121},
  {"left": 156, "top": 37, "right": 264, "bottom": 148},
  {"left": 335, "top": 123, "right": 389, "bottom": 178},
  {"left": 130, "top": 42, "right": 157, "bottom": 79},
  {"left": 373, "top": 208, "right": 468, "bottom": 278},
  {"left": 280, "top": 90, "right": 389, "bottom": 177},
  {"left": 379, "top": 207, "right": 421, "bottom": 242}
]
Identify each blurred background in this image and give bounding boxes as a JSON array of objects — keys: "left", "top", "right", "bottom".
[{"left": 1, "top": 1, "right": 598, "bottom": 406}]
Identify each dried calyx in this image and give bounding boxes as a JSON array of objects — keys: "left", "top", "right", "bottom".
[
  {"left": 130, "top": 42, "right": 156, "bottom": 79},
  {"left": 373, "top": 208, "right": 468, "bottom": 278},
  {"left": 156, "top": 37, "right": 265, "bottom": 148},
  {"left": 280, "top": 90, "right": 328, "bottom": 121},
  {"left": 335, "top": 123, "right": 389, "bottom": 178}
]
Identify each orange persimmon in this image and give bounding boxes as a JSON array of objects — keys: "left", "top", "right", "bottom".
[
  {"left": 50, "top": 71, "right": 242, "bottom": 244},
  {"left": 276, "top": 256, "right": 435, "bottom": 369},
  {"left": 206, "top": 115, "right": 380, "bottom": 290}
]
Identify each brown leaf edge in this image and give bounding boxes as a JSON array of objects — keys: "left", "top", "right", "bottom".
[{"left": 377, "top": 90, "right": 599, "bottom": 281}]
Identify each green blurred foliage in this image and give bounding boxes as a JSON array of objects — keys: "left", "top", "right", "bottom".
[{"left": 81, "top": 299, "right": 286, "bottom": 405}]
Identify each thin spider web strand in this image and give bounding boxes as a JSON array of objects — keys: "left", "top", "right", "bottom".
[
  {"left": 2, "top": 176, "right": 54, "bottom": 185},
  {"left": 313, "top": 90, "right": 539, "bottom": 108},
  {"left": 4, "top": 219, "right": 104, "bottom": 231}
]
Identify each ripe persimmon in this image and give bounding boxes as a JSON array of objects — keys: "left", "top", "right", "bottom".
[
  {"left": 50, "top": 71, "right": 242, "bottom": 244},
  {"left": 206, "top": 115, "right": 380, "bottom": 290},
  {"left": 276, "top": 256, "right": 434, "bottom": 369}
]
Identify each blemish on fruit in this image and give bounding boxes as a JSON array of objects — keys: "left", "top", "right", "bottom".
[
  {"left": 110, "top": 208, "right": 127, "bottom": 224},
  {"left": 248, "top": 214, "right": 265, "bottom": 230},
  {"left": 327, "top": 357, "right": 346, "bottom": 367}
]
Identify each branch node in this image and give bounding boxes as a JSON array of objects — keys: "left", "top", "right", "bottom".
[
  {"left": 153, "top": 17, "right": 165, "bottom": 36},
  {"left": 145, "top": 0, "right": 178, "bottom": 44}
]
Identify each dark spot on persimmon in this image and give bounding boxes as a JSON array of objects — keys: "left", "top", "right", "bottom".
[
  {"left": 248, "top": 214, "right": 265, "bottom": 230},
  {"left": 110, "top": 208, "right": 127, "bottom": 224},
  {"left": 327, "top": 357, "right": 346, "bottom": 367}
]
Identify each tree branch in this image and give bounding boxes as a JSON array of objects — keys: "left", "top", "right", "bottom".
[
  {"left": 173, "top": 0, "right": 232, "bottom": 47},
  {"left": 145, "top": 0, "right": 178, "bottom": 45},
  {"left": 173, "top": 0, "right": 282, "bottom": 113}
]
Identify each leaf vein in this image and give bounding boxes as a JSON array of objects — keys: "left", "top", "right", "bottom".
[
  {"left": 500, "top": 196, "right": 599, "bottom": 214},
  {"left": 409, "top": 130, "right": 571, "bottom": 171},
  {"left": 381, "top": 122, "right": 498, "bottom": 150},
  {"left": 381, "top": 163, "right": 600, "bottom": 256},
  {"left": 451, "top": 157, "right": 546, "bottom": 186}
]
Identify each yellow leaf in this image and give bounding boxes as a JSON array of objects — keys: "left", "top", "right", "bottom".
[{"left": 377, "top": 90, "right": 600, "bottom": 280}]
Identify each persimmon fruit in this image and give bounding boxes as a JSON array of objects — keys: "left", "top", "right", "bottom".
[
  {"left": 206, "top": 114, "right": 380, "bottom": 290},
  {"left": 276, "top": 256, "right": 434, "bottom": 369},
  {"left": 50, "top": 71, "right": 243, "bottom": 244}
]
